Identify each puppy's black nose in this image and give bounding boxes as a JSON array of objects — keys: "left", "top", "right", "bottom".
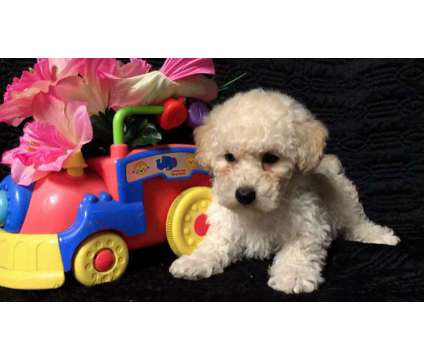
[{"left": 235, "top": 186, "right": 256, "bottom": 205}]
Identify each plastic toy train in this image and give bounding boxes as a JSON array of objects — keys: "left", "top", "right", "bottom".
[{"left": 0, "top": 100, "right": 212, "bottom": 289}]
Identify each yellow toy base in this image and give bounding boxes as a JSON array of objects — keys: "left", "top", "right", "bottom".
[{"left": 0, "top": 230, "right": 65, "bottom": 290}]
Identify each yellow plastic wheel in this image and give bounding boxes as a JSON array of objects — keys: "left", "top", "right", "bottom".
[
  {"left": 73, "top": 231, "right": 129, "bottom": 287},
  {"left": 166, "top": 186, "right": 212, "bottom": 256}
]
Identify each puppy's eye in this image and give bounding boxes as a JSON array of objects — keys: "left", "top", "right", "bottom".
[
  {"left": 262, "top": 152, "right": 279, "bottom": 165},
  {"left": 224, "top": 153, "right": 236, "bottom": 162}
]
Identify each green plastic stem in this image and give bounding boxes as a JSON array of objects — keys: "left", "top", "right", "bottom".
[{"left": 112, "top": 105, "right": 164, "bottom": 144}]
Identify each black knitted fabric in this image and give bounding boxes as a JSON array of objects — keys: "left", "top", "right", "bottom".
[{"left": 0, "top": 59, "right": 423, "bottom": 301}]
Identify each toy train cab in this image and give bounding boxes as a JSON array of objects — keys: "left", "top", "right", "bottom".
[{"left": 0, "top": 103, "right": 212, "bottom": 289}]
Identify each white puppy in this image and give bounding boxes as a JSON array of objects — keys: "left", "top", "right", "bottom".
[{"left": 170, "top": 89, "right": 400, "bottom": 294}]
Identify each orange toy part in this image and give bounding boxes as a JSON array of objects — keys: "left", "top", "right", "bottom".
[
  {"left": 157, "top": 98, "right": 188, "bottom": 130},
  {"left": 125, "top": 173, "right": 210, "bottom": 250},
  {"left": 20, "top": 171, "right": 108, "bottom": 234},
  {"left": 88, "top": 156, "right": 120, "bottom": 200}
]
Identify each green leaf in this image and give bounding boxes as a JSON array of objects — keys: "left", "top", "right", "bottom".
[
  {"left": 83, "top": 110, "right": 115, "bottom": 158},
  {"left": 125, "top": 118, "right": 162, "bottom": 147},
  {"left": 84, "top": 110, "right": 163, "bottom": 158},
  {"left": 218, "top": 72, "right": 248, "bottom": 92}
]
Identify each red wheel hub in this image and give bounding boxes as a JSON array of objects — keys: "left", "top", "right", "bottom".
[
  {"left": 93, "top": 248, "right": 116, "bottom": 272},
  {"left": 194, "top": 214, "right": 209, "bottom": 237}
]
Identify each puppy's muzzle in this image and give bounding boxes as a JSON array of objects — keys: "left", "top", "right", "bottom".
[{"left": 235, "top": 186, "right": 256, "bottom": 205}]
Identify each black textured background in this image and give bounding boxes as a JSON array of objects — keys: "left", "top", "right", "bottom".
[{"left": 0, "top": 59, "right": 423, "bottom": 301}]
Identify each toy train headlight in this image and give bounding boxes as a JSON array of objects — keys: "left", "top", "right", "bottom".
[{"left": 0, "top": 190, "right": 8, "bottom": 226}]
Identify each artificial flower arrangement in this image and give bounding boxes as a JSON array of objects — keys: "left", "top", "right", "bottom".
[
  {"left": 0, "top": 58, "right": 218, "bottom": 186},
  {"left": 0, "top": 58, "right": 222, "bottom": 290}
]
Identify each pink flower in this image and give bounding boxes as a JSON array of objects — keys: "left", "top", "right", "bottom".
[
  {"left": 0, "top": 58, "right": 217, "bottom": 127},
  {"left": 53, "top": 58, "right": 218, "bottom": 112},
  {"left": 115, "top": 58, "right": 152, "bottom": 77},
  {"left": 160, "top": 58, "right": 215, "bottom": 81},
  {"left": 0, "top": 58, "right": 83, "bottom": 125},
  {"left": 52, "top": 58, "right": 116, "bottom": 115},
  {"left": 104, "top": 58, "right": 218, "bottom": 109},
  {"left": 52, "top": 58, "right": 153, "bottom": 115},
  {"left": 2, "top": 93, "right": 93, "bottom": 185},
  {"left": 160, "top": 59, "right": 218, "bottom": 102},
  {"left": 0, "top": 58, "right": 218, "bottom": 185},
  {"left": 106, "top": 70, "right": 175, "bottom": 109}
]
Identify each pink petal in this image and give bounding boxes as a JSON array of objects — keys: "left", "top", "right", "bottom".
[
  {"left": 1, "top": 58, "right": 85, "bottom": 125},
  {"left": 117, "top": 59, "right": 152, "bottom": 77},
  {"left": 52, "top": 76, "right": 107, "bottom": 115},
  {"left": 9, "top": 160, "right": 48, "bottom": 186},
  {"left": 36, "top": 151, "right": 71, "bottom": 172},
  {"left": 160, "top": 58, "right": 215, "bottom": 81},
  {"left": 1, "top": 121, "right": 73, "bottom": 186},
  {"left": 107, "top": 71, "right": 174, "bottom": 109},
  {"left": 4, "top": 70, "right": 43, "bottom": 102},
  {"left": 46, "top": 58, "right": 84, "bottom": 79},
  {"left": 21, "top": 121, "right": 75, "bottom": 153},
  {"left": 32, "top": 92, "right": 66, "bottom": 126},
  {"left": 174, "top": 75, "right": 218, "bottom": 102},
  {"left": 1, "top": 69, "right": 51, "bottom": 125},
  {"left": 97, "top": 58, "right": 153, "bottom": 108},
  {"left": 53, "top": 58, "right": 117, "bottom": 115},
  {"left": 81, "top": 58, "right": 117, "bottom": 83},
  {"left": 64, "top": 101, "right": 93, "bottom": 146},
  {"left": 1, "top": 147, "right": 20, "bottom": 165},
  {"left": 33, "top": 92, "right": 93, "bottom": 146},
  {"left": 0, "top": 96, "right": 35, "bottom": 126},
  {"left": 33, "top": 59, "right": 53, "bottom": 81}
]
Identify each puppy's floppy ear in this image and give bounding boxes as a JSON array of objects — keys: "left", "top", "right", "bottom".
[
  {"left": 295, "top": 118, "right": 328, "bottom": 172},
  {"left": 193, "top": 117, "right": 215, "bottom": 171}
]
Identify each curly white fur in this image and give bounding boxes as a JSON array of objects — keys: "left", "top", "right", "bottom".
[{"left": 170, "top": 89, "right": 400, "bottom": 294}]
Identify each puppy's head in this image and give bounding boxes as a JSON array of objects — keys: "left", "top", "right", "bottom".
[{"left": 195, "top": 89, "right": 328, "bottom": 213}]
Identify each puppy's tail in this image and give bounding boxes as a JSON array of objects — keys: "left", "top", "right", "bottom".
[
  {"left": 315, "top": 154, "right": 344, "bottom": 176},
  {"left": 315, "top": 154, "right": 400, "bottom": 247}
]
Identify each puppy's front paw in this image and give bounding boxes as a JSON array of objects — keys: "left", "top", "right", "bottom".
[
  {"left": 170, "top": 256, "right": 219, "bottom": 280},
  {"left": 268, "top": 267, "right": 323, "bottom": 294}
]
